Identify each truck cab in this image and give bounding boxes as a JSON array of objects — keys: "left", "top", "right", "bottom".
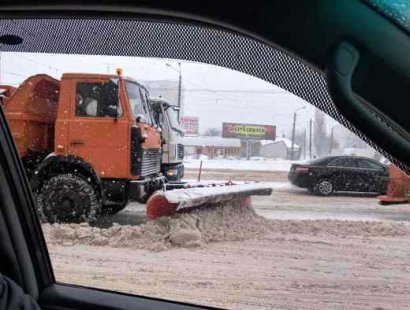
[
  {"left": 3, "top": 71, "right": 164, "bottom": 222},
  {"left": 149, "top": 97, "right": 184, "bottom": 181}
]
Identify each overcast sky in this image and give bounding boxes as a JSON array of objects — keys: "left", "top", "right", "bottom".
[{"left": 0, "top": 52, "right": 338, "bottom": 137}]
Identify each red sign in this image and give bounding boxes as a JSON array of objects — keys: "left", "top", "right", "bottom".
[
  {"left": 222, "top": 122, "right": 276, "bottom": 140},
  {"left": 180, "top": 116, "right": 199, "bottom": 136}
]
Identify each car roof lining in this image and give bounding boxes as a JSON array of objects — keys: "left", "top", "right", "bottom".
[{"left": 0, "top": 17, "right": 406, "bottom": 172}]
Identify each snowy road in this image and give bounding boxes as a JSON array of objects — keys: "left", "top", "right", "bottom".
[
  {"left": 43, "top": 168, "right": 410, "bottom": 310},
  {"left": 93, "top": 181, "right": 410, "bottom": 228}
]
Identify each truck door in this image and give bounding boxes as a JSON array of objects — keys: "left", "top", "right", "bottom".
[{"left": 68, "top": 79, "right": 129, "bottom": 178}]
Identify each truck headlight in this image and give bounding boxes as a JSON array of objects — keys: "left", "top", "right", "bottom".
[{"left": 166, "top": 169, "right": 178, "bottom": 176}]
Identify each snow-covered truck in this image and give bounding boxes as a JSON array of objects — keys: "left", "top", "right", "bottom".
[
  {"left": 2, "top": 71, "right": 165, "bottom": 222},
  {"left": 149, "top": 97, "right": 185, "bottom": 181}
]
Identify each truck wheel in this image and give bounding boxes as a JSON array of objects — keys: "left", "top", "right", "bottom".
[
  {"left": 36, "top": 174, "right": 101, "bottom": 223},
  {"left": 314, "top": 178, "right": 334, "bottom": 196}
]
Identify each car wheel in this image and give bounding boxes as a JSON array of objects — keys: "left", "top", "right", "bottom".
[
  {"left": 36, "top": 174, "right": 101, "bottom": 223},
  {"left": 314, "top": 179, "right": 334, "bottom": 196}
]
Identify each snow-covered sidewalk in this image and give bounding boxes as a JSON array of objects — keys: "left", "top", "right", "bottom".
[{"left": 184, "top": 158, "right": 304, "bottom": 172}]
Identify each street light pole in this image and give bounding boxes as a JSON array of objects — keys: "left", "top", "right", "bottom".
[
  {"left": 290, "top": 106, "right": 306, "bottom": 160},
  {"left": 309, "top": 118, "right": 313, "bottom": 159},
  {"left": 166, "top": 62, "right": 182, "bottom": 121},
  {"left": 328, "top": 126, "right": 334, "bottom": 155},
  {"left": 177, "top": 62, "right": 182, "bottom": 121}
]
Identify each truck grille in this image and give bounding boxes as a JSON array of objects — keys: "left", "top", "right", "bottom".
[
  {"left": 177, "top": 143, "right": 184, "bottom": 160},
  {"left": 138, "top": 148, "right": 161, "bottom": 177},
  {"left": 130, "top": 127, "right": 161, "bottom": 177}
]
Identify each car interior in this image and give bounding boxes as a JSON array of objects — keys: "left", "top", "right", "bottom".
[{"left": 0, "top": 0, "right": 408, "bottom": 309}]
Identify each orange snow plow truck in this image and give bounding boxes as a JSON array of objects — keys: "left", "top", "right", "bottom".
[
  {"left": 1, "top": 71, "right": 273, "bottom": 223},
  {"left": 2, "top": 72, "right": 165, "bottom": 222}
]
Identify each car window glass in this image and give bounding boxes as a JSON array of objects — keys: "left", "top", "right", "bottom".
[
  {"left": 328, "top": 157, "right": 357, "bottom": 167},
  {"left": 358, "top": 159, "right": 384, "bottom": 170},
  {"left": 0, "top": 37, "right": 397, "bottom": 309}
]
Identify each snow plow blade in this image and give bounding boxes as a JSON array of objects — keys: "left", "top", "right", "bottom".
[{"left": 146, "top": 183, "right": 273, "bottom": 220}]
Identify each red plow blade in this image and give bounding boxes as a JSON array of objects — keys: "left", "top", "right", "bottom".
[{"left": 146, "top": 183, "right": 273, "bottom": 220}]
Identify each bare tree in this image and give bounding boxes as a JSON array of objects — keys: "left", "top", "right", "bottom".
[
  {"left": 204, "top": 127, "right": 222, "bottom": 136},
  {"left": 313, "top": 110, "right": 328, "bottom": 157}
]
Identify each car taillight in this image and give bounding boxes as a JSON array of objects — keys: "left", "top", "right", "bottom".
[{"left": 295, "top": 167, "right": 310, "bottom": 173}]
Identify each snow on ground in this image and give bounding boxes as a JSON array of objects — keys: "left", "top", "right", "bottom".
[
  {"left": 182, "top": 179, "right": 294, "bottom": 191},
  {"left": 183, "top": 158, "right": 303, "bottom": 172},
  {"left": 46, "top": 202, "right": 410, "bottom": 309},
  {"left": 43, "top": 199, "right": 272, "bottom": 251},
  {"left": 43, "top": 168, "right": 410, "bottom": 309}
]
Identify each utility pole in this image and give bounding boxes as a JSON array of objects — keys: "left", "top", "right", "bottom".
[
  {"left": 290, "top": 106, "right": 306, "bottom": 160},
  {"left": 328, "top": 126, "right": 334, "bottom": 155},
  {"left": 177, "top": 62, "right": 182, "bottom": 121},
  {"left": 304, "top": 128, "right": 307, "bottom": 159},
  {"left": 309, "top": 118, "right": 313, "bottom": 160},
  {"left": 290, "top": 113, "right": 297, "bottom": 160}
]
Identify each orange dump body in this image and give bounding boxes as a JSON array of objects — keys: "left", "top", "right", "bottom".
[
  {"left": 3, "top": 74, "right": 59, "bottom": 157},
  {"left": 0, "top": 85, "right": 17, "bottom": 100}
]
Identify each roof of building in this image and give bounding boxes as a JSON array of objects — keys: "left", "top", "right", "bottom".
[
  {"left": 260, "top": 138, "right": 300, "bottom": 149},
  {"left": 182, "top": 136, "right": 241, "bottom": 147}
]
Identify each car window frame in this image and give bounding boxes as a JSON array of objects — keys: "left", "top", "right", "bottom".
[{"left": 0, "top": 3, "right": 406, "bottom": 310}]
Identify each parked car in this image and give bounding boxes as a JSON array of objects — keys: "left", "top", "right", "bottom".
[{"left": 288, "top": 156, "right": 389, "bottom": 195}]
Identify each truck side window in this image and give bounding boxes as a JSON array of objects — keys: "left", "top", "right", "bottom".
[{"left": 75, "top": 81, "right": 121, "bottom": 117}]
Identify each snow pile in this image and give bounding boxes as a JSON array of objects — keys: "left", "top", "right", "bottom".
[
  {"left": 42, "top": 198, "right": 271, "bottom": 251},
  {"left": 183, "top": 158, "right": 302, "bottom": 172},
  {"left": 42, "top": 203, "right": 410, "bottom": 252}
]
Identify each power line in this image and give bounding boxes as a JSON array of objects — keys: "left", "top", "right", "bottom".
[
  {"left": 14, "top": 53, "right": 62, "bottom": 74},
  {"left": 147, "top": 87, "right": 289, "bottom": 94},
  {"left": 164, "top": 64, "right": 253, "bottom": 105},
  {"left": 2, "top": 70, "right": 26, "bottom": 78}
]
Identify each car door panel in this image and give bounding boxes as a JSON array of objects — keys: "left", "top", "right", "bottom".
[
  {"left": 356, "top": 158, "right": 389, "bottom": 192},
  {"left": 39, "top": 284, "right": 207, "bottom": 310},
  {"left": 327, "top": 158, "right": 358, "bottom": 191}
]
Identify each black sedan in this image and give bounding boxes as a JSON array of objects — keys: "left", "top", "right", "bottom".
[{"left": 288, "top": 156, "right": 389, "bottom": 196}]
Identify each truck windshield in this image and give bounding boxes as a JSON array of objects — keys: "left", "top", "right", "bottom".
[
  {"left": 165, "top": 106, "right": 183, "bottom": 134},
  {"left": 125, "top": 81, "right": 152, "bottom": 123}
]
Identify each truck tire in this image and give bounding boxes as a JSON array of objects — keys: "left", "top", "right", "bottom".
[{"left": 36, "top": 174, "right": 101, "bottom": 223}]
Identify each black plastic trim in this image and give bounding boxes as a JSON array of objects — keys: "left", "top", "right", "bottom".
[
  {"left": 40, "top": 283, "right": 217, "bottom": 310},
  {"left": 0, "top": 104, "right": 54, "bottom": 295},
  {"left": 326, "top": 41, "right": 410, "bottom": 166}
]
